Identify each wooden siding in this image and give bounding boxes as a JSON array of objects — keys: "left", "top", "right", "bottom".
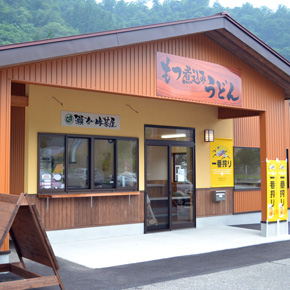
[
  {"left": 11, "top": 82, "right": 25, "bottom": 96},
  {"left": 233, "top": 102, "right": 290, "bottom": 213},
  {"left": 234, "top": 191, "right": 261, "bottom": 213},
  {"left": 285, "top": 101, "right": 290, "bottom": 208},
  {"left": 1, "top": 35, "right": 284, "bottom": 107},
  {"left": 0, "top": 71, "right": 11, "bottom": 252},
  {"left": 10, "top": 107, "right": 25, "bottom": 196},
  {"left": 3, "top": 34, "right": 285, "bottom": 158},
  {"left": 0, "top": 71, "right": 11, "bottom": 194},
  {"left": 0, "top": 33, "right": 288, "bottom": 229},
  {"left": 27, "top": 193, "right": 144, "bottom": 230},
  {"left": 218, "top": 107, "right": 260, "bottom": 119},
  {"left": 196, "top": 188, "right": 234, "bottom": 217},
  {"left": 233, "top": 116, "right": 261, "bottom": 213},
  {"left": 233, "top": 116, "right": 260, "bottom": 147}
]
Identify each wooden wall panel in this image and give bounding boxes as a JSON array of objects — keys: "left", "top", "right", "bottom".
[
  {"left": 196, "top": 188, "right": 234, "bottom": 217},
  {"left": 0, "top": 71, "right": 11, "bottom": 194},
  {"left": 286, "top": 102, "right": 290, "bottom": 208},
  {"left": 28, "top": 192, "right": 144, "bottom": 230},
  {"left": 1, "top": 33, "right": 288, "bottom": 230},
  {"left": 0, "top": 35, "right": 274, "bottom": 103},
  {"left": 233, "top": 101, "right": 289, "bottom": 213},
  {"left": 0, "top": 71, "right": 11, "bottom": 252},
  {"left": 10, "top": 107, "right": 25, "bottom": 196},
  {"left": 233, "top": 116, "right": 260, "bottom": 148},
  {"left": 3, "top": 34, "right": 285, "bottom": 162},
  {"left": 234, "top": 191, "right": 261, "bottom": 213}
]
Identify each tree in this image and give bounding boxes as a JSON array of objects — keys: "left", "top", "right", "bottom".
[{"left": 0, "top": 0, "right": 289, "bottom": 63}]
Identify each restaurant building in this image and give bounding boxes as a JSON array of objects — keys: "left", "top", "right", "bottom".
[{"left": 1, "top": 12, "right": 290, "bottom": 258}]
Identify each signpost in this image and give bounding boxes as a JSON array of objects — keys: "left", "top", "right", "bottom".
[{"left": 266, "top": 159, "right": 288, "bottom": 222}]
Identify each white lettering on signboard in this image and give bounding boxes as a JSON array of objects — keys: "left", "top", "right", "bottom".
[{"left": 61, "top": 111, "right": 120, "bottom": 130}]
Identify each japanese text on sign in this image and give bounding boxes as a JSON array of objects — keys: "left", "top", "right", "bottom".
[
  {"left": 266, "top": 161, "right": 279, "bottom": 221},
  {"left": 266, "top": 160, "right": 288, "bottom": 222},
  {"left": 210, "top": 139, "right": 234, "bottom": 188},
  {"left": 61, "top": 111, "right": 120, "bottom": 130},
  {"left": 157, "top": 52, "right": 242, "bottom": 107},
  {"left": 277, "top": 160, "right": 288, "bottom": 221}
]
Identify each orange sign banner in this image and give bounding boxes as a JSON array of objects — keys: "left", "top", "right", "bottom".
[{"left": 157, "top": 52, "right": 242, "bottom": 107}]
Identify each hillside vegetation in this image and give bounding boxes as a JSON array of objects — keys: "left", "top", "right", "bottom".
[{"left": 1, "top": 0, "right": 290, "bottom": 60}]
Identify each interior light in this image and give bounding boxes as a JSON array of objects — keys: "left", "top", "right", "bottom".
[
  {"left": 204, "top": 129, "right": 214, "bottom": 142},
  {"left": 161, "top": 133, "right": 186, "bottom": 139}
]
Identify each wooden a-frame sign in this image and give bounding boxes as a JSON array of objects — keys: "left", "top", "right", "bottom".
[{"left": 0, "top": 193, "right": 64, "bottom": 289}]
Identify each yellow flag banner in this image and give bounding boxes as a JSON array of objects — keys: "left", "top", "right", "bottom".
[
  {"left": 266, "top": 160, "right": 279, "bottom": 222},
  {"left": 210, "top": 139, "right": 234, "bottom": 188},
  {"left": 277, "top": 160, "right": 288, "bottom": 221}
]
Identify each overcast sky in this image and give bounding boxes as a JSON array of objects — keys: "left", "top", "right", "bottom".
[{"left": 209, "top": 0, "right": 290, "bottom": 10}]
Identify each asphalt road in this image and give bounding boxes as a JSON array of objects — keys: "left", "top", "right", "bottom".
[{"left": 2, "top": 226, "right": 290, "bottom": 289}]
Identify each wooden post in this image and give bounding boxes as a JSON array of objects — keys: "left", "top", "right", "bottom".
[
  {"left": 260, "top": 112, "right": 267, "bottom": 222},
  {"left": 0, "top": 70, "right": 11, "bottom": 252}
]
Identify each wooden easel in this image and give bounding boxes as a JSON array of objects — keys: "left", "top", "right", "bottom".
[{"left": 0, "top": 193, "right": 64, "bottom": 289}]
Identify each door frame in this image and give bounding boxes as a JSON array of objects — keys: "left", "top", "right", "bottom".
[{"left": 144, "top": 125, "right": 196, "bottom": 233}]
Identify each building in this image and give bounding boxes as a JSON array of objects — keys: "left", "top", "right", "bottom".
[{"left": 1, "top": 12, "right": 290, "bottom": 260}]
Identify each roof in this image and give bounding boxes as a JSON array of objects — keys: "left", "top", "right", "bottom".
[{"left": 1, "top": 12, "right": 290, "bottom": 98}]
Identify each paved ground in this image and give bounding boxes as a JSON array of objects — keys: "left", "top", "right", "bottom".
[
  {"left": 125, "top": 258, "right": 290, "bottom": 290},
  {"left": 1, "top": 224, "right": 290, "bottom": 289},
  {"left": 46, "top": 224, "right": 290, "bottom": 268}
]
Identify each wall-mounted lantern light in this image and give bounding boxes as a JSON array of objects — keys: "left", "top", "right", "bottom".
[{"left": 204, "top": 129, "right": 214, "bottom": 142}]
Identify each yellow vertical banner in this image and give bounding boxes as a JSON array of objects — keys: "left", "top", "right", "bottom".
[
  {"left": 277, "top": 160, "right": 288, "bottom": 221},
  {"left": 266, "top": 160, "right": 279, "bottom": 222},
  {"left": 210, "top": 139, "right": 234, "bottom": 188}
]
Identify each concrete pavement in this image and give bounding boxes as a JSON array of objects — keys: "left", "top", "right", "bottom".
[
  {"left": 2, "top": 224, "right": 290, "bottom": 289},
  {"left": 48, "top": 224, "right": 290, "bottom": 269}
]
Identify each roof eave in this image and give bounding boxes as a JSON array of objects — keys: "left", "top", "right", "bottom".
[{"left": 0, "top": 17, "right": 226, "bottom": 69}]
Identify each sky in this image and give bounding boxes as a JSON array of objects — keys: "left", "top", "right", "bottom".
[{"left": 209, "top": 0, "right": 290, "bottom": 10}]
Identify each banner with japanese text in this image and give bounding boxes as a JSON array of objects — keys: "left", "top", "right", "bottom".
[
  {"left": 266, "top": 160, "right": 279, "bottom": 222},
  {"left": 157, "top": 52, "right": 242, "bottom": 107},
  {"left": 277, "top": 160, "right": 288, "bottom": 221},
  {"left": 266, "top": 160, "right": 288, "bottom": 222},
  {"left": 210, "top": 139, "right": 234, "bottom": 188}
]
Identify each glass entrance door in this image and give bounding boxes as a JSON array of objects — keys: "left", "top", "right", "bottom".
[
  {"left": 146, "top": 145, "right": 169, "bottom": 231},
  {"left": 145, "top": 144, "right": 195, "bottom": 232},
  {"left": 171, "top": 146, "right": 194, "bottom": 229}
]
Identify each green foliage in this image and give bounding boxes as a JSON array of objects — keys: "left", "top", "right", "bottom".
[{"left": 0, "top": 0, "right": 289, "bottom": 61}]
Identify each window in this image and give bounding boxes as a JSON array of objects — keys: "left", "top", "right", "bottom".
[
  {"left": 234, "top": 147, "right": 261, "bottom": 190},
  {"left": 39, "top": 135, "right": 65, "bottom": 190},
  {"left": 67, "top": 137, "right": 90, "bottom": 190},
  {"left": 38, "top": 133, "right": 138, "bottom": 193},
  {"left": 173, "top": 153, "right": 188, "bottom": 182},
  {"left": 145, "top": 126, "right": 194, "bottom": 141},
  {"left": 94, "top": 139, "right": 115, "bottom": 189},
  {"left": 117, "top": 140, "right": 137, "bottom": 188}
]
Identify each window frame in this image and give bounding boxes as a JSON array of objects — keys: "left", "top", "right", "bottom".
[
  {"left": 38, "top": 133, "right": 139, "bottom": 194},
  {"left": 234, "top": 146, "right": 261, "bottom": 191},
  {"left": 145, "top": 124, "right": 194, "bottom": 142}
]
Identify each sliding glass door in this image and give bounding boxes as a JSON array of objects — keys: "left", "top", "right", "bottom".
[{"left": 145, "top": 125, "right": 195, "bottom": 232}]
